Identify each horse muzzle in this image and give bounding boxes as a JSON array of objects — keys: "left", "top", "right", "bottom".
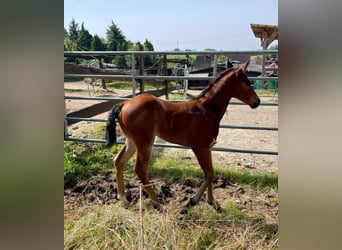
[{"left": 250, "top": 97, "right": 260, "bottom": 109}]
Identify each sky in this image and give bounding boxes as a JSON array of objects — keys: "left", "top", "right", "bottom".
[{"left": 64, "top": 0, "right": 278, "bottom": 51}]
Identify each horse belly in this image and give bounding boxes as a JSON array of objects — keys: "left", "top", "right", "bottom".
[{"left": 156, "top": 116, "right": 218, "bottom": 148}]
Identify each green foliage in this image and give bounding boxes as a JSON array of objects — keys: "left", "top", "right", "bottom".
[
  {"left": 77, "top": 23, "right": 92, "bottom": 51},
  {"left": 68, "top": 18, "right": 79, "bottom": 43},
  {"left": 143, "top": 39, "right": 158, "bottom": 67},
  {"left": 91, "top": 35, "right": 106, "bottom": 51},
  {"left": 268, "top": 44, "right": 278, "bottom": 50},
  {"left": 64, "top": 141, "right": 121, "bottom": 188},
  {"left": 106, "top": 20, "right": 128, "bottom": 66}
]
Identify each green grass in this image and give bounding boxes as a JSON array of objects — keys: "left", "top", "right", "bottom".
[
  {"left": 64, "top": 88, "right": 87, "bottom": 92},
  {"left": 64, "top": 141, "right": 119, "bottom": 188},
  {"left": 215, "top": 167, "right": 278, "bottom": 188},
  {"left": 64, "top": 141, "right": 277, "bottom": 189},
  {"left": 105, "top": 81, "right": 170, "bottom": 91},
  {"left": 149, "top": 153, "right": 277, "bottom": 188},
  {"left": 255, "top": 89, "right": 278, "bottom": 96}
]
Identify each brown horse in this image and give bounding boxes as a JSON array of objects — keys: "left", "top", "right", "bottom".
[{"left": 105, "top": 60, "right": 260, "bottom": 211}]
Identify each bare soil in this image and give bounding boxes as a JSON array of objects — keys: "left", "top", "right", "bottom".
[{"left": 64, "top": 170, "right": 278, "bottom": 227}]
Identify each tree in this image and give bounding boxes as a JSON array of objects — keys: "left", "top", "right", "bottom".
[
  {"left": 66, "top": 18, "right": 79, "bottom": 51},
  {"left": 143, "top": 39, "right": 157, "bottom": 67},
  {"left": 106, "top": 20, "right": 128, "bottom": 66},
  {"left": 68, "top": 18, "right": 79, "bottom": 43},
  {"left": 91, "top": 35, "right": 106, "bottom": 51},
  {"left": 268, "top": 44, "right": 278, "bottom": 50},
  {"left": 77, "top": 23, "right": 92, "bottom": 50},
  {"left": 267, "top": 44, "right": 278, "bottom": 59}
]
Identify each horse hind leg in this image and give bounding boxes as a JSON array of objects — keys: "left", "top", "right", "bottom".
[{"left": 114, "top": 138, "right": 136, "bottom": 206}]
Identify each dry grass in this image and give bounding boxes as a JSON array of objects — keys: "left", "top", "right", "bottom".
[{"left": 64, "top": 198, "right": 277, "bottom": 249}]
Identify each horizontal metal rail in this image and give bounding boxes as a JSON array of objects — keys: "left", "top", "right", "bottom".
[
  {"left": 65, "top": 50, "right": 278, "bottom": 56},
  {"left": 65, "top": 116, "right": 278, "bottom": 131},
  {"left": 65, "top": 96, "right": 129, "bottom": 101},
  {"left": 64, "top": 73, "right": 278, "bottom": 82},
  {"left": 65, "top": 137, "right": 278, "bottom": 155},
  {"left": 220, "top": 124, "right": 278, "bottom": 131},
  {"left": 64, "top": 95, "right": 278, "bottom": 106}
]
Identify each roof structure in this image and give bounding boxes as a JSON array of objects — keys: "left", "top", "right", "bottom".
[{"left": 250, "top": 23, "right": 278, "bottom": 49}]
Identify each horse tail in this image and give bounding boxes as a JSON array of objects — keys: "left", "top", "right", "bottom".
[{"left": 105, "top": 103, "right": 123, "bottom": 148}]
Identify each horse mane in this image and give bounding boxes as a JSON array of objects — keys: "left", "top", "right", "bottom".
[{"left": 196, "top": 67, "right": 235, "bottom": 99}]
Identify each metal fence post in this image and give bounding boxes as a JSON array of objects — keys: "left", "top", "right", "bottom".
[
  {"left": 213, "top": 53, "right": 218, "bottom": 78},
  {"left": 131, "top": 53, "right": 136, "bottom": 96},
  {"left": 64, "top": 98, "right": 68, "bottom": 139}
]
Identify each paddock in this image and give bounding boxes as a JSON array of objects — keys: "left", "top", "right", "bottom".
[{"left": 64, "top": 50, "right": 278, "bottom": 173}]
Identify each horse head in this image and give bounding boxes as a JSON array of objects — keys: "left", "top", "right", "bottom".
[{"left": 231, "top": 60, "right": 260, "bottom": 109}]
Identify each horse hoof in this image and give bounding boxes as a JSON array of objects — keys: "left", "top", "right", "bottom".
[
  {"left": 179, "top": 198, "right": 197, "bottom": 214},
  {"left": 208, "top": 200, "right": 222, "bottom": 212},
  {"left": 118, "top": 199, "right": 130, "bottom": 209},
  {"left": 144, "top": 198, "right": 162, "bottom": 210},
  {"left": 179, "top": 203, "right": 191, "bottom": 214},
  {"left": 214, "top": 204, "right": 222, "bottom": 213}
]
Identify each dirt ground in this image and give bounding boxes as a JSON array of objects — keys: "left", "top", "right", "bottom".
[{"left": 64, "top": 170, "right": 278, "bottom": 228}]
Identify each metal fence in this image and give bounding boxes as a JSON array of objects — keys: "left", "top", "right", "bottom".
[{"left": 64, "top": 50, "right": 278, "bottom": 155}]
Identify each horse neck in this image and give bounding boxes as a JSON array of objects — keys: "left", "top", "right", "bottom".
[{"left": 198, "top": 73, "right": 234, "bottom": 120}]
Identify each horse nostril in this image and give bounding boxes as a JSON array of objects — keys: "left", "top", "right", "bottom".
[{"left": 251, "top": 98, "right": 260, "bottom": 109}]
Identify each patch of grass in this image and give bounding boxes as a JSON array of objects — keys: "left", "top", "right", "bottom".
[
  {"left": 215, "top": 167, "right": 278, "bottom": 188},
  {"left": 64, "top": 200, "right": 278, "bottom": 249},
  {"left": 105, "top": 81, "right": 166, "bottom": 91},
  {"left": 255, "top": 89, "right": 278, "bottom": 96},
  {"left": 150, "top": 155, "right": 203, "bottom": 183},
  {"left": 168, "top": 92, "right": 185, "bottom": 100},
  {"left": 64, "top": 129, "right": 278, "bottom": 189},
  {"left": 64, "top": 88, "right": 87, "bottom": 92},
  {"left": 149, "top": 154, "right": 277, "bottom": 188},
  {"left": 64, "top": 141, "right": 122, "bottom": 188},
  {"left": 106, "top": 81, "right": 132, "bottom": 89},
  {"left": 64, "top": 77, "right": 83, "bottom": 82}
]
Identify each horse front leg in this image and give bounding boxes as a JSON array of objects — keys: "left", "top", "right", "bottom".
[{"left": 184, "top": 147, "right": 221, "bottom": 212}]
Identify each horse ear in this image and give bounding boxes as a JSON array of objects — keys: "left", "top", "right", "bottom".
[
  {"left": 241, "top": 59, "right": 250, "bottom": 72},
  {"left": 236, "top": 59, "right": 250, "bottom": 76},
  {"left": 226, "top": 59, "right": 234, "bottom": 69}
]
